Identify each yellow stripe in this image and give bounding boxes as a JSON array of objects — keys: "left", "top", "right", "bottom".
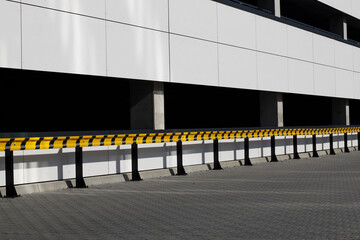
[
  {"left": 25, "top": 137, "right": 40, "bottom": 150},
  {"left": 40, "top": 137, "right": 53, "bottom": 149},
  {"left": 125, "top": 137, "right": 134, "bottom": 145}
]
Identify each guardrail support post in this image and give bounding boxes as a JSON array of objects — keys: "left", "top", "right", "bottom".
[
  {"left": 312, "top": 135, "right": 319, "bottom": 158},
  {"left": 329, "top": 134, "right": 336, "bottom": 155},
  {"left": 213, "top": 139, "right": 222, "bottom": 170},
  {"left": 131, "top": 143, "right": 142, "bottom": 181},
  {"left": 75, "top": 146, "right": 87, "bottom": 188},
  {"left": 176, "top": 141, "right": 187, "bottom": 175},
  {"left": 293, "top": 135, "right": 300, "bottom": 159},
  {"left": 270, "top": 136, "right": 278, "bottom": 162},
  {"left": 5, "top": 150, "right": 18, "bottom": 198},
  {"left": 344, "top": 133, "right": 350, "bottom": 153},
  {"left": 244, "top": 137, "right": 252, "bottom": 166}
]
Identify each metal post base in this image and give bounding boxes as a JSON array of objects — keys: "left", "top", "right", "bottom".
[
  {"left": 244, "top": 138, "right": 252, "bottom": 166},
  {"left": 213, "top": 139, "right": 223, "bottom": 170},
  {"left": 176, "top": 141, "right": 187, "bottom": 175},
  {"left": 5, "top": 150, "right": 18, "bottom": 198},
  {"left": 131, "top": 143, "right": 142, "bottom": 181}
]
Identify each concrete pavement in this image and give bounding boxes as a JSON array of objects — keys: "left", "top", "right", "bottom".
[{"left": 1, "top": 151, "right": 360, "bottom": 239}]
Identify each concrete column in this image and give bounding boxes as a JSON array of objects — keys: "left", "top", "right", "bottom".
[
  {"left": 130, "top": 81, "right": 165, "bottom": 130},
  {"left": 260, "top": 92, "right": 284, "bottom": 127},
  {"left": 257, "top": 0, "right": 280, "bottom": 17},
  {"left": 332, "top": 98, "right": 350, "bottom": 126},
  {"left": 330, "top": 15, "right": 348, "bottom": 40},
  {"left": 153, "top": 82, "right": 165, "bottom": 130}
]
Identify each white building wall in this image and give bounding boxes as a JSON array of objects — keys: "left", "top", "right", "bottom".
[
  {"left": 1, "top": 0, "right": 360, "bottom": 99},
  {"left": 0, "top": 0, "right": 360, "bottom": 187}
]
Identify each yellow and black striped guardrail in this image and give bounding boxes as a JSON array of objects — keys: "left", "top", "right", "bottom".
[
  {"left": 2, "top": 126, "right": 360, "bottom": 198},
  {"left": 1, "top": 127, "right": 359, "bottom": 151}
]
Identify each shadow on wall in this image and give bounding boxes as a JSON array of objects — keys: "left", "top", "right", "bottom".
[{"left": 1, "top": 133, "right": 357, "bottom": 186}]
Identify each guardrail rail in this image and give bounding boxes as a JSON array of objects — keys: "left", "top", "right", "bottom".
[{"left": 1, "top": 126, "right": 360, "bottom": 197}]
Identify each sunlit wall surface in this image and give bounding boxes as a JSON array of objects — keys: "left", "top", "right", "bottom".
[{"left": 1, "top": 0, "right": 359, "bottom": 100}]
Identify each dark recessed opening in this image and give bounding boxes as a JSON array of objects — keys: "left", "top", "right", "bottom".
[
  {"left": 284, "top": 93, "right": 332, "bottom": 127},
  {"left": 0, "top": 68, "right": 131, "bottom": 133},
  {"left": 165, "top": 83, "right": 260, "bottom": 129},
  {"left": 350, "top": 100, "right": 360, "bottom": 125}
]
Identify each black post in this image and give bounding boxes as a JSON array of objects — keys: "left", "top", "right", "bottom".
[
  {"left": 358, "top": 132, "right": 360, "bottom": 151},
  {"left": 312, "top": 135, "right": 319, "bottom": 158},
  {"left": 244, "top": 137, "right": 252, "bottom": 166},
  {"left": 270, "top": 136, "right": 278, "bottom": 162},
  {"left": 293, "top": 135, "right": 300, "bottom": 159},
  {"left": 344, "top": 133, "right": 350, "bottom": 153},
  {"left": 5, "top": 150, "right": 18, "bottom": 198},
  {"left": 213, "top": 139, "right": 222, "bottom": 170},
  {"left": 329, "top": 134, "right": 336, "bottom": 155},
  {"left": 176, "top": 141, "right": 187, "bottom": 175},
  {"left": 131, "top": 143, "right": 142, "bottom": 181},
  {"left": 75, "top": 146, "right": 87, "bottom": 188}
]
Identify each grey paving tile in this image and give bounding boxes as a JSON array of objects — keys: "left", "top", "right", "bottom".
[{"left": 2, "top": 152, "right": 360, "bottom": 239}]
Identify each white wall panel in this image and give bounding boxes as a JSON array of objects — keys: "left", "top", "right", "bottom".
[
  {"left": 352, "top": 0, "right": 360, "bottom": 20},
  {"left": 314, "top": 64, "right": 336, "bottom": 96},
  {"left": 107, "top": 22, "right": 169, "bottom": 82},
  {"left": 0, "top": 0, "right": 21, "bottom": 69},
  {"left": 217, "top": 4, "right": 256, "bottom": 50},
  {"left": 354, "top": 73, "right": 360, "bottom": 99},
  {"left": 335, "top": 41, "right": 353, "bottom": 71},
  {"left": 288, "top": 59, "right": 314, "bottom": 95},
  {"left": 169, "top": 0, "right": 217, "bottom": 42},
  {"left": 257, "top": 53, "right": 288, "bottom": 92},
  {"left": 22, "top": 5, "right": 106, "bottom": 76},
  {"left": 256, "top": 16, "right": 287, "bottom": 56},
  {"left": 353, "top": 47, "right": 360, "bottom": 72},
  {"left": 22, "top": 0, "right": 106, "bottom": 18},
  {"left": 287, "top": 25, "right": 313, "bottom": 62},
  {"left": 313, "top": 34, "right": 335, "bottom": 67},
  {"left": 218, "top": 45, "right": 257, "bottom": 89},
  {"left": 170, "top": 35, "right": 218, "bottom": 86},
  {"left": 335, "top": 69, "right": 354, "bottom": 98},
  {"left": 23, "top": 150, "right": 63, "bottom": 184},
  {"left": 106, "top": 0, "right": 168, "bottom": 32}
]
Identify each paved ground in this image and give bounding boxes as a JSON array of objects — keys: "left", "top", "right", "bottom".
[{"left": 1, "top": 152, "right": 360, "bottom": 239}]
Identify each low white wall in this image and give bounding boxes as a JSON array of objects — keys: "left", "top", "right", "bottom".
[{"left": 0, "top": 133, "right": 358, "bottom": 186}]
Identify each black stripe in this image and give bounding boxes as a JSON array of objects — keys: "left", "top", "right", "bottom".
[
  {"left": 49, "top": 138, "right": 56, "bottom": 149},
  {"left": 143, "top": 134, "right": 150, "bottom": 144},
  {"left": 5, "top": 139, "right": 14, "bottom": 151},
  {"left": 21, "top": 138, "right": 28, "bottom": 150},
  {"left": 35, "top": 138, "right": 43, "bottom": 150},
  {"left": 76, "top": 138, "right": 81, "bottom": 148},
  {"left": 100, "top": 136, "right": 106, "bottom": 146},
  {"left": 160, "top": 134, "right": 165, "bottom": 143},
  {"left": 88, "top": 136, "right": 95, "bottom": 147},
  {"left": 122, "top": 136, "right": 127, "bottom": 145},
  {"left": 63, "top": 137, "right": 69, "bottom": 148},
  {"left": 111, "top": 136, "right": 116, "bottom": 146}
]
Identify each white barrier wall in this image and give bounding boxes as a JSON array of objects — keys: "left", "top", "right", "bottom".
[
  {"left": 0, "top": 134, "right": 358, "bottom": 186},
  {"left": 1, "top": 0, "right": 360, "bottom": 99}
]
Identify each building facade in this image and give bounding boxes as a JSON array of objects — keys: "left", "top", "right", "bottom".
[{"left": 0, "top": 0, "right": 359, "bottom": 188}]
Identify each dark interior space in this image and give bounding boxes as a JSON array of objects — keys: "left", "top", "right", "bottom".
[
  {"left": 350, "top": 100, "right": 360, "bottom": 125},
  {"left": 281, "top": 0, "right": 342, "bottom": 35},
  {"left": 165, "top": 83, "right": 260, "bottom": 129},
  {"left": 0, "top": 68, "right": 130, "bottom": 133},
  {"left": 226, "top": 0, "right": 257, "bottom": 8},
  {"left": 347, "top": 20, "right": 360, "bottom": 43},
  {"left": 283, "top": 93, "right": 332, "bottom": 127}
]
